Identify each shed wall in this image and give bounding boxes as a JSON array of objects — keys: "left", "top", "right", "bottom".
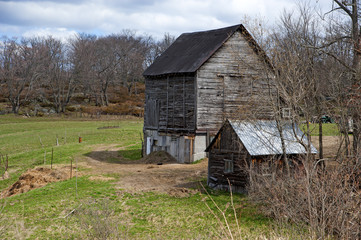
[{"left": 208, "top": 122, "right": 249, "bottom": 190}]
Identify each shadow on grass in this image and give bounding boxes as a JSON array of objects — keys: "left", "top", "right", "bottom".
[
  {"left": 84, "top": 148, "right": 143, "bottom": 164},
  {"left": 119, "top": 149, "right": 142, "bottom": 161}
]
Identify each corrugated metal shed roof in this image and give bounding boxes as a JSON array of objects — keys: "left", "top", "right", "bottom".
[
  {"left": 143, "top": 24, "right": 241, "bottom": 76},
  {"left": 229, "top": 120, "right": 318, "bottom": 156}
]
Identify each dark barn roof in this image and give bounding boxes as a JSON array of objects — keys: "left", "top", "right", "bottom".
[{"left": 143, "top": 24, "right": 243, "bottom": 76}]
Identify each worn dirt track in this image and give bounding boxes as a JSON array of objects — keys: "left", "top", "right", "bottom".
[
  {"left": 2, "top": 136, "right": 343, "bottom": 198},
  {"left": 82, "top": 136, "right": 343, "bottom": 195},
  {"left": 80, "top": 144, "right": 208, "bottom": 196}
]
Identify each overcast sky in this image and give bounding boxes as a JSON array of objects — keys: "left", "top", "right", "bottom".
[{"left": 0, "top": 0, "right": 334, "bottom": 41}]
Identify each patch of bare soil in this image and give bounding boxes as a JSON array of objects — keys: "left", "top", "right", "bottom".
[
  {"left": 80, "top": 145, "right": 207, "bottom": 196},
  {"left": 143, "top": 151, "right": 177, "bottom": 164},
  {"left": 1, "top": 166, "right": 74, "bottom": 198},
  {"left": 311, "top": 136, "right": 353, "bottom": 158}
]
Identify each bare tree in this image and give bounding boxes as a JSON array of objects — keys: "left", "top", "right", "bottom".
[
  {"left": 70, "top": 33, "right": 98, "bottom": 104},
  {"left": 268, "top": 2, "right": 326, "bottom": 164},
  {"left": 322, "top": 0, "right": 361, "bottom": 155},
  {"left": 112, "top": 31, "right": 150, "bottom": 95},
  {"left": 248, "top": 3, "right": 361, "bottom": 239},
  {"left": 39, "top": 37, "right": 75, "bottom": 113},
  {"left": 0, "top": 38, "right": 40, "bottom": 113},
  {"left": 143, "top": 33, "right": 175, "bottom": 68}
]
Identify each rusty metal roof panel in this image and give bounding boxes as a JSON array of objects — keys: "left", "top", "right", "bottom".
[
  {"left": 229, "top": 120, "right": 318, "bottom": 156},
  {"left": 143, "top": 24, "right": 241, "bottom": 76}
]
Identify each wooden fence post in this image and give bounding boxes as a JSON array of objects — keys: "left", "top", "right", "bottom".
[
  {"left": 70, "top": 158, "right": 72, "bottom": 178},
  {"left": 51, "top": 148, "right": 54, "bottom": 169}
]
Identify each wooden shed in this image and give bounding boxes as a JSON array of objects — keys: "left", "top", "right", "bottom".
[
  {"left": 206, "top": 119, "right": 318, "bottom": 192},
  {"left": 143, "top": 24, "right": 277, "bottom": 163}
]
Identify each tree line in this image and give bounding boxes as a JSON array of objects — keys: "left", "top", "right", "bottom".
[
  {"left": 246, "top": 1, "right": 361, "bottom": 238},
  {"left": 0, "top": 31, "right": 174, "bottom": 114}
]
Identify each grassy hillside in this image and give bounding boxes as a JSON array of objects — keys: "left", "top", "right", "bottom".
[{"left": 0, "top": 115, "right": 308, "bottom": 239}]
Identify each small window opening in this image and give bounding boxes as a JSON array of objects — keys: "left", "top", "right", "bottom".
[
  {"left": 282, "top": 108, "right": 291, "bottom": 119},
  {"left": 224, "top": 159, "right": 234, "bottom": 173}
]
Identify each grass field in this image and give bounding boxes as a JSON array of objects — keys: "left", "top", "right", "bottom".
[
  {"left": 0, "top": 115, "right": 309, "bottom": 239},
  {"left": 300, "top": 123, "right": 340, "bottom": 136}
]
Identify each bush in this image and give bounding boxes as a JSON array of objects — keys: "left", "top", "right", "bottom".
[
  {"left": 101, "top": 103, "right": 144, "bottom": 117},
  {"left": 80, "top": 106, "right": 102, "bottom": 117},
  {"left": 65, "top": 105, "right": 77, "bottom": 112},
  {"left": 248, "top": 157, "right": 361, "bottom": 239}
]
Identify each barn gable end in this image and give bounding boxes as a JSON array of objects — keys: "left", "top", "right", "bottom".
[{"left": 196, "top": 30, "right": 276, "bottom": 133}]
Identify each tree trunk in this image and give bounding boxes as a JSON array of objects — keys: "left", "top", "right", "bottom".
[
  {"left": 351, "top": 0, "right": 360, "bottom": 156},
  {"left": 10, "top": 97, "right": 20, "bottom": 114},
  {"left": 319, "top": 119, "right": 323, "bottom": 159}
]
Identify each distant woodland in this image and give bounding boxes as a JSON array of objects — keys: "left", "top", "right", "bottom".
[{"left": 0, "top": 31, "right": 175, "bottom": 116}]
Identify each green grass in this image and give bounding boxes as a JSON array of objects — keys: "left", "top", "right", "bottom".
[
  {"left": 301, "top": 123, "right": 340, "bottom": 136},
  {"left": 0, "top": 115, "right": 142, "bottom": 190},
  {"left": 119, "top": 143, "right": 143, "bottom": 160},
  {"left": 123, "top": 191, "right": 272, "bottom": 239},
  {"left": 0, "top": 115, "right": 309, "bottom": 239},
  {"left": 1, "top": 176, "right": 119, "bottom": 239},
  {"left": 0, "top": 178, "right": 273, "bottom": 239}
]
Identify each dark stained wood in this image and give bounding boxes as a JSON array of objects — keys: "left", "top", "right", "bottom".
[
  {"left": 144, "top": 74, "right": 196, "bottom": 133},
  {"left": 207, "top": 121, "right": 250, "bottom": 188},
  {"left": 207, "top": 120, "right": 312, "bottom": 191}
]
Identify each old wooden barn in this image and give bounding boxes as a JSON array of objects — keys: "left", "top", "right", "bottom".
[
  {"left": 143, "top": 24, "right": 277, "bottom": 163},
  {"left": 206, "top": 119, "right": 318, "bottom": 192}
]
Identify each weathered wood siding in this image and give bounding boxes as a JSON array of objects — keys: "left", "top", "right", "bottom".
[
  {"left": 144, "top": 74, "right": 196, "bottom": 132},
  {"left": 208, "top": 122, "right": 250, "bottom": 188},
  {"left": 196, "top": 31, "right": 276, "bottom": 133}
]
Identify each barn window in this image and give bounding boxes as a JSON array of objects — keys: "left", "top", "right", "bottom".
[
  {"left": 224, "top": 159, "right": 234, "bottom": 173},
  {"left": 282, "top": 108, "right": 291, "bottom": 119}
]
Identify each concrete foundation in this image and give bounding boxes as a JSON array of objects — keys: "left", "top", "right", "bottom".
[{"left": 144, "top": 130, "right": 207, "bottom": 163}]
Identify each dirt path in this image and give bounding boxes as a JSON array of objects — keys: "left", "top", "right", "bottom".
[
  {"left": 79, "top": 144, "right": 208, "bottom": 196},
  {"left": 81, "top": 136, "right": 343, "bottom": 195},
  {"left": 3, "top": 137, "right": 343, "bottom": 198}
]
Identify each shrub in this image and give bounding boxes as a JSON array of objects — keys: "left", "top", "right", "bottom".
[
  {"left": 65, "top": 105, "right": 77, "bottom": 112},
  {"left": 248, "top": 156, "right": 361, "bottom": 239}
]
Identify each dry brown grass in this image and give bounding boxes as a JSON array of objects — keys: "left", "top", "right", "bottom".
[{"left": 248, "top": 156, "right": 361, "bottom": 239}]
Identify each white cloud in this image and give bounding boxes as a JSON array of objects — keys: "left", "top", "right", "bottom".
[
  {"left": 0, "top": 0, "right": 335, "bottom": 41},
  {"left": 22, "top": 27, "right": 78, "bottom": 42}
]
